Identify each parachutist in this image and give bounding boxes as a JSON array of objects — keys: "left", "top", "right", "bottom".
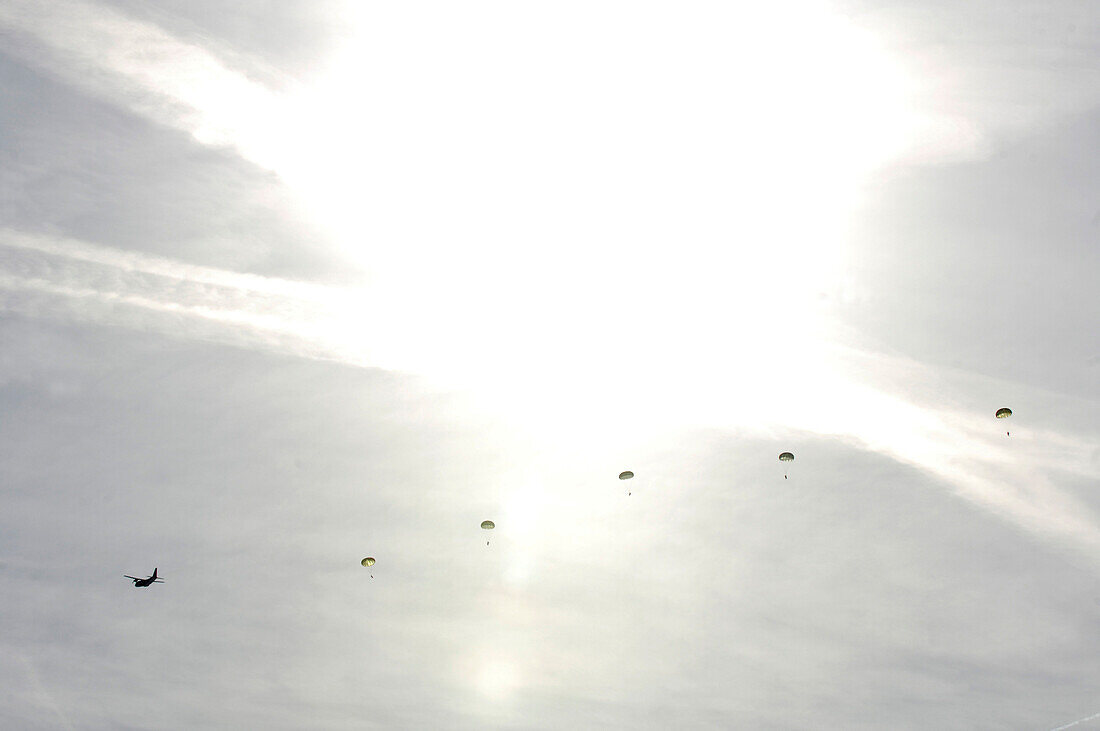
[{"left": 779, "top": 452, "right": 794, "bottom": 479}]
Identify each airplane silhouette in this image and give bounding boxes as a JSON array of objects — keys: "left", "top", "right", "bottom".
[{"left": 123, "top": 568, "right": 164, "bottom": 587}]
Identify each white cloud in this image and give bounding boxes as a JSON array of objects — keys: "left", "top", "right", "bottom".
[
  {"left": 0, "top": 0, "right": 292, "bottom": 168},
  {"left": 3, "top": 3, "right": 1100, "bottom": 726},
  {"left": 3, "top": 226, "right": 1097, "bottom": 568}
]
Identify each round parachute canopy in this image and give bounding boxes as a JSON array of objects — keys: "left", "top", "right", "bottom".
[
  {"left": 619, "top": 471, "right": 634, "bottom": 480},
  {"left": 481, "top": 520, "right": 495, "bottom": 530},
  {"left": 779, "top": 452, "right": 795, "bottom": 462},
  {"left": 360, "top": 557, "right": 376, "bottom": 567},
  {"left": 995, "top": 407, "right": 1012, "bottom": 419}
]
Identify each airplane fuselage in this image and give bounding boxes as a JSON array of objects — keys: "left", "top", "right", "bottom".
[{"left": 126, "top": 568, "right": 161, "bottom": 587}]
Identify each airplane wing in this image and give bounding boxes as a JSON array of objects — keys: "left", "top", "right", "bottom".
[
  {"left": 123, "top": 576, "right": 140, "bottom": 580},
  {"left": 152, "top": 579, "right": 165, "bottom": 583}
]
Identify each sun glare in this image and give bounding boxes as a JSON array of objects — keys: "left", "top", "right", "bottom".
[{"left": 268, "top": 1, "right": 926, "bottom": 440}]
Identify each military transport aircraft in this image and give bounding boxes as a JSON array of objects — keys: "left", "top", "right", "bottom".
[{"left": 123, "top": 568, "right": 164, "bottom": 587}]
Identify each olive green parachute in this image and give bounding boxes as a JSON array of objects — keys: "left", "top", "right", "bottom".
[
  {"left": 779, "top": 452, "right": 794, "bottom": 480},
  {"left": 995, "top": 408, "right": 1012, "bottom": 419},
  {"left": 481, "top": 520, "right": 495, "bottom": 530},
  {"left": 360, "top": 557, "right": 376, "bottom": 567},
  {"left": 618, "top": 471, "right": 634, "bottom": 480}
]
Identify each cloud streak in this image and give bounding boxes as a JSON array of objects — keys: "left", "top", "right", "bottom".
[
  {"left": 1050, "top": 709, "right": 1100, "bottom": 731},
  {"left": 0, "top": 228, "right": 355, "bottom": 364},
  {"left": 2, "top": 227, "right": 1097, "bottom": 569},
  {"left": 0, "top": 0, "right": 291, "bottom": 171},
  {"left": 3, "top": 4, "right": 1100, "bottom": 725}
]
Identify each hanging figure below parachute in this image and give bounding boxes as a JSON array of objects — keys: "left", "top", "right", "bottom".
[
  {"left": 779, "top": 452, "right": 794, "bottom": 479},
  {"left": 481, "top": 520, "right": 495, "bottom": 546},
  {"left": 619, "top": 470, "right": 633, "bottom": 495},
  {"left": 996, "top": 407, "right": 1012, "bottom": 435}
]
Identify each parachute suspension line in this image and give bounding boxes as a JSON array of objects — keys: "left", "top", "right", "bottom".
[
  {"left": 779, "top": 452, "right": 794, "bottom": 480},
  {"left": 619, "top": 471, "right": 634, "bottom": 496}
]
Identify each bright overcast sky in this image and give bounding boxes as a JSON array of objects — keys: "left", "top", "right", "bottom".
[{"left": 1, "top": 1, "right": 1099, "bottom": 729}]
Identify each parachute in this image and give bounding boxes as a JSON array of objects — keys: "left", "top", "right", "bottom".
[
  {"left": 996, "top": 407, "right": 1012, "bottom": 435},
  {"left": 619, "top": 470, "right": 634, "bottom": 495},
  {"left": 482, "top": 520, "right": 494, "bottom": 546},
  {"left": 361, "top": 556, "right": 376, "bottom": 578},
  {"left": 779, "top": 452, "right": 794, "bottom": 479}
]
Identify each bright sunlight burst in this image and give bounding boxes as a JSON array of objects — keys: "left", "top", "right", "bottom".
[{"left": 264, "top": 1, "right": 933, "bottom": 446}]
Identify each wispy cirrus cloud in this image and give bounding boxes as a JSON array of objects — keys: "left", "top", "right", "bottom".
[
  {"left": 2, "top": 1, "right": 1098, "bottom": 662},
  {"left": 3, "top": 3, "right": 1100, "bottom": 727},
  {"left": 0, "top": 0, "right": 293, "bottom": 171},
  {"left": 2, "top": 226, "right": 1097, "bottom": 568},
  {"left": 0, "top": 228, "right": 363, "bottom": 366}
]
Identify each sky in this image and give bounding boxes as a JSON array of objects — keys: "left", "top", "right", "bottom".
[{"left": 0, "top": 1, "right": 1098, "bottom": 728}]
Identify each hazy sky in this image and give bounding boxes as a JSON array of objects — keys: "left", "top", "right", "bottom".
[{"left": 1, "top": 1, "right": 1098, "bottom": 729}]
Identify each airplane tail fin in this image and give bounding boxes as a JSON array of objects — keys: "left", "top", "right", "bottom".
[{"left": 152, "top": 568, "right": 158, "bottom": 579}]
